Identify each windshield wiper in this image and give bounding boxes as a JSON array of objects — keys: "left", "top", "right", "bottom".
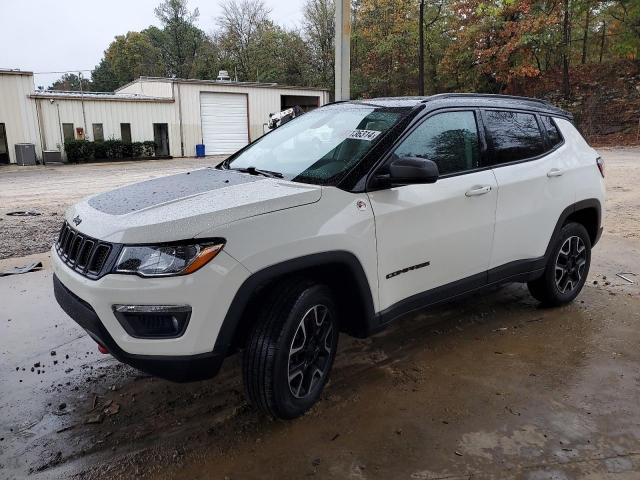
[{"left": 230, "top": 166, "right": 283, "bottom": 178}]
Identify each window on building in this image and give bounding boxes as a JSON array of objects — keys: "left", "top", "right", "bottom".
[
  {"left": 540, "top": 116, "right": 563, "bottom": 149},
  {"left": 62, "top": 123, "right": 75, "bottom": 141},
  {"left": 483, "top": 111, "right": 545, "bottom": 164},
  {"left": 393, "top": 111, "right": 482, "bottom": 176},
  {"left": 92, "top": 123, "right": 104, "bottom": 142},
  {"left": 120, "top": 123, "right": 132, "bottom": 144}
]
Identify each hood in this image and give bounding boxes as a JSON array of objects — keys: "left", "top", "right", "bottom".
[{"left": 67, "top": 168, "right": 322, "bottom": 243}]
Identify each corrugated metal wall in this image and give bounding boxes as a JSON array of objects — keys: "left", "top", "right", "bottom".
[
  {"left": 0, "top": 73, "right": 42, "bottom": 163},
  {"left": 175, "top": 81, "right": 328, "bottom": 152},
  {"left": 38, "top": 98, "right": 179, "bottom": 157},
  {"left": 1, "top": 74, "right": 330, "bottom": 163}
]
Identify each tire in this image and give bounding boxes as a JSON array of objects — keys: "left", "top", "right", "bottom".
[
  {"left": 243, "top": 280, "right": 339, "bottom": 419},
  {"left": 527, "top": 222, "right": 592, "bottom": 306}
]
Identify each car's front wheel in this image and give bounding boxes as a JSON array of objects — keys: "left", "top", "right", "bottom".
[
  {"left": 527, "top": 222, "right": 592, "bottom": 306},
  {"left": 243, "top": 281, "right": 339, "bottom": 419}
]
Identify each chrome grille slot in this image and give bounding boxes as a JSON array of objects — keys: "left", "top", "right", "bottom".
[{"left": 55, "top": 222, "right": 113, "bottom": 279}]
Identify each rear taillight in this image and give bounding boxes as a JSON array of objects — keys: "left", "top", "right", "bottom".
[{"left": 596, "top": 156, "right": 605, "bottom": 178}]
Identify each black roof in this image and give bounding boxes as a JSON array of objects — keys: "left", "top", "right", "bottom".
[{"left": 349, "top": 93, "right": 571, "bottom": 119}]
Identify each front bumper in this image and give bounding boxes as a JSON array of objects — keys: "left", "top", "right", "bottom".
[
  {"left": 53, "top": 274, "right": 223, "bottom": 381},
  {"left": 51, "top": 244, "right": 251, "bottom": 381}
]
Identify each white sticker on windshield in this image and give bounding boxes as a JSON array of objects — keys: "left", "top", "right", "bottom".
[{"left": 347, "top": 129, "right": 382, "bottom": 141}]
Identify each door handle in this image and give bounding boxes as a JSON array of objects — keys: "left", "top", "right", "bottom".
[
  {"left": 547, "top": 168, "right": 564, "bottom": 178},
  {"left": 465, "top": 185, "right": 492, "bottom": 197}
]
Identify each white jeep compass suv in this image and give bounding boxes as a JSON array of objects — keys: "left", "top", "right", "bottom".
[{"left": 53, "top": 94, "right": 605, "bottom": 419}]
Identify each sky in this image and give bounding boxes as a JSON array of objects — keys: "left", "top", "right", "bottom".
[{"left": 0, "top": 0, "right": 305, "bottom": 88}]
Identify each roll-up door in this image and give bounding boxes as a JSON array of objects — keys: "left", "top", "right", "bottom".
[{"left": 200, "top": 92, "right": 249, "bottom": 155}]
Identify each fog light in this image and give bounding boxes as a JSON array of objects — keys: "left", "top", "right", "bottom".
[{"left": 112, "top": 305, "right": 191, "bottom": 339}]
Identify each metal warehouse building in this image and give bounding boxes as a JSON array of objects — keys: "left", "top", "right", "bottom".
[{"left": 0, "top": 69, "right": 329, "bottom": 164}]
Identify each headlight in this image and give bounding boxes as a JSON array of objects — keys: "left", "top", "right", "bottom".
[{"left": 113, "top": 241, "right": 225, "bottom": 277}]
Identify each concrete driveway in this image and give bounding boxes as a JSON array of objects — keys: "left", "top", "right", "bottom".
[{"left": 1, "top": 149, "right": 639, "bottom": 479}]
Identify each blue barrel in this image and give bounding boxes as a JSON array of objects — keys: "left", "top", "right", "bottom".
[{"left": 195, "top": 144, "right": 205, "bottom": 157}]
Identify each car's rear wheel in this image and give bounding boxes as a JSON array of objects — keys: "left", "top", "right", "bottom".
[
  {"left": 243, "top": 280, "right": 339, "bottom": 419},
  {"left": 527, "top": 222, "right": 591, "bottom": 306}
]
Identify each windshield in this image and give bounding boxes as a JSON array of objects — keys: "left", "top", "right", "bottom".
[{"left": 223, "top": 103, "right": 407, "bottom": 185}]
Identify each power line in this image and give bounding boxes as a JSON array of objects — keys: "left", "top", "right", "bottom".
[{"left": 33, "top": 69, "right": 93, "bottom": 75}]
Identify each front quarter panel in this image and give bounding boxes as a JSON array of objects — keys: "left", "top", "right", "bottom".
[{"left": 197, "top": 186, "right": 380, "bottom": 312}]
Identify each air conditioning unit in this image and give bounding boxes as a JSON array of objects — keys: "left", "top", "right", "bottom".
[
  {"left": 15, "top": 143, "right": 37, "bottom": 166},
  {"left": 43, "top": 150, "right": 63, "bottom": 164}
]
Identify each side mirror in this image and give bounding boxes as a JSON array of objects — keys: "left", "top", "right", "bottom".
[{"left": 385, "top": 156, "right": 439, "bottom": 186}]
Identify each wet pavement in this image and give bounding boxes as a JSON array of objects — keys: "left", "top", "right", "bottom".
[
  {"left": 1, "top": 148, "right": 640, "bottom": 479},
  {"left": 1, "top": 251, "right": 639, "bottom": 479}
]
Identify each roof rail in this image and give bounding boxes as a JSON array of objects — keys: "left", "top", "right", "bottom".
[{"left": 421, "top": 93, "right": 553, "bottom": 106}]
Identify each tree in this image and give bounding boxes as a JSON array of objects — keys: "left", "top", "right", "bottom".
[
  {"left": 254, "top": 27, "right": 312, "bottom": 85},
  {"left": 49, "top": 73, "right": 91, "bottom": 91},
  {"left": 90, "top": 58, "right": 120, "bottom": 92},
  {"left": 154, "top": 0, "right": 209, "bottom": 78},
  {"left": 51, "top": 0, "right": 640, "bottom": 97},
  {"left": 89, "top": 31, "right": 164, "bottom": 92},
  {"left": 302, "top": 0, "right": 335, "bottom": 90},
  {"left": 581, "top": 1, "right": 592, "bottom": 64},
  {"left": 441, "top": 0, "right": 559, "bottom": 93},
  {"left": 351, "top": 0, "right": 420, "bottom": 97},
  {"left": 215, "top": 0, "right": 272, "bottom": 81},
  {"left": 190, "top": 36, "right": 224, "bottom": 80},
  {"left": 562, "top": 0, "right": 571, "bottom": 97},
  {"left": 607, "top": 0, "right": 640, "bottom": 57}
]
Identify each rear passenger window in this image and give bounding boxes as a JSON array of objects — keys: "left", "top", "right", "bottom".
[
  {"left": 483, "top": 111, "right": 544, "bottom": 164},
  {"left": 394, "top": 111, "right": 481, "bottom": 176},
  {"left": 540, "top": 116, "right": 563, "bottom": 149}
]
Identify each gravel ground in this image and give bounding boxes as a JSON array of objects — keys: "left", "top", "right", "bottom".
[{"left": 0, "top": 157, "right": 223, "bottom": 260}]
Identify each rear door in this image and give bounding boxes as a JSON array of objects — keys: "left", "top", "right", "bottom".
[
  {"left": 484, "top": 110, "right": 574, "bottom": 277},
  {"left": 0, "top": 123, "right": 10, "bottom": 164},
  {"left": 368, "top": 110, "right": 498, "bottom": 312}
]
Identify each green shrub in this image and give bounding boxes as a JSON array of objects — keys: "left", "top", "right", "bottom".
[
  {"left": 64, "top": 139, "right": 156, "bottom": 162},
  {"left": 103, "top": 139, "right": 124, "bottom": 159},
  {"left": 94, "top": 141, "right": 107, "bottom": 159},
  {"left": 122, "top": 142, "right": 133, "bottom": 159},
  {"left": 64, "top": 140, "right": 94, "bottom": 163},
  {"left": 142, "top": 141, "right": 156, "bottom": 157},
  {"left": 131, "top": 142, "right": 144, "bottom": 158}
]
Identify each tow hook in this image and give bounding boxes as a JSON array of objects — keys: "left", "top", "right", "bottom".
[{"left": 97, "top": 343, "right": 109, "bottom": 354}]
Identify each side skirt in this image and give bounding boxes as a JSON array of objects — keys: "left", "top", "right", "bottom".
[{"left": 375, "top": 257, "right": 545, "bottom": 329}]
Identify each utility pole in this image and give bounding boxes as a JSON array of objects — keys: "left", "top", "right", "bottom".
[
  {"left": 79, "top": 72, "right": 88, "bottom": 138},
  {"left": 418, "top": 0, "right": 425, "bottom": 96},
  {"left": 334, "top": 0, "right": 351, "bottom": 101}
]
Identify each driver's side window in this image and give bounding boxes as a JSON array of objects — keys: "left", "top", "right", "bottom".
[{"left": 394, "top": 111, "right": 481, "bottom": 176}]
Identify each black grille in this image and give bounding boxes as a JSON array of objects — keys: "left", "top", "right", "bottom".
[{"left": 55, "top": 222, "right": 113, "bottom": 279}]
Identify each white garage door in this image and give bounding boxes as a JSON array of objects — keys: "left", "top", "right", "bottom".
[{"left": 200, "top": 93, "right": 249, "bottom": 155}]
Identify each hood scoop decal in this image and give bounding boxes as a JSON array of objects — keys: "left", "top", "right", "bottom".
[{"left": 88, "top": 168, "right": 261, "bottom": 215}]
